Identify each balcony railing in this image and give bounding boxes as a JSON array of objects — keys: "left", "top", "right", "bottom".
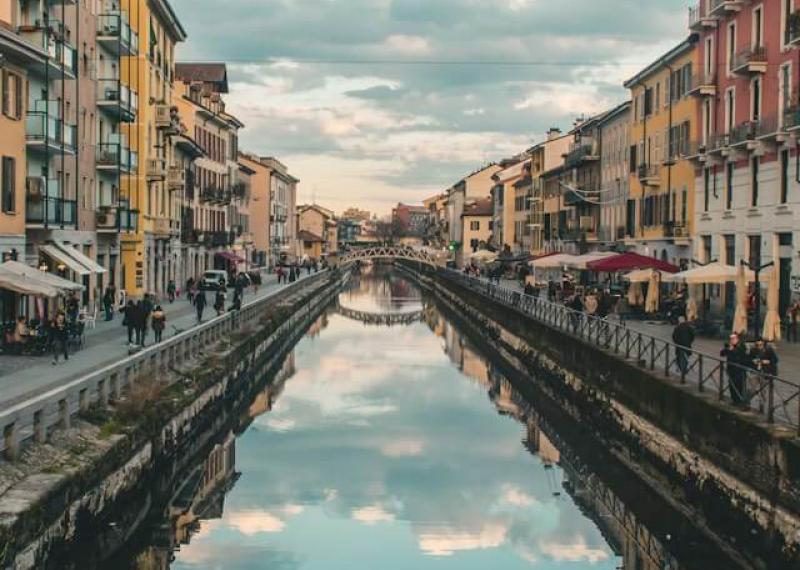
[
  {"left": 97, "top": 80, "right": 138, "bottom": 121},
  {"left": 707, "top": 133, "right": 730, "bottom": 153},
  {"left": 18, "top": 24, "right": 77, "bottom": 77},
  {"left": 731, "top": 45, "right": 768, "bottom": 75},
  {"left": 563, "top": 143, "right": 598, "bottom": 168},
  {"left": 709, "top": 0, "right": 744, "bottom": 17},
  {"left": 785, "top": 105, "right": 800, "bottom": 131},
  {"left": 729, "top": 120, "right": 758, "bottom": 146},
  {"left": 637, "top": 163, "right": 660, "bottom": 184},
  {"left": 26, "top": 194, "right": 77, "bottom": 227},
  {"left": 688, "top": 72, "right": 716, "bottom": 97},
  {"left": 25, "top": 110, "right": 77, "bottom": 153},
  {"left": 146, "top": 158, "right": 167, "bottom": 181},
  {"left": 96, "top": 206, "right": 138, "bottom": 232},
  {"left": 96, "top": 12, "right": 138, "bottom": 55},
  {"left": 96, "top": 141, "right": 136, "bottom": 172}
]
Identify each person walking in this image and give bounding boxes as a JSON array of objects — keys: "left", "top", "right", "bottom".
[
  {"left": 568, "top": 294, "right": 584, "bottom": 333},
  {"left": 102, "top": 287, "right": 114, "bottom": 321},
  {"left": 186, "top": 277, "right": 196, "bottom": 305},
  {"left": 671, "top": 316, "right": 695, "bottom": 375},
  {"left": 122, "top": 300, "right": 136, "bottom": 344},
  {"left": 786, "top": 299, "right": 799, "bottom": 343},
  {"left": 66, "top": 292, "right": 80, "bottom": 323},
  {"left": 167, "top": 279, "right": 176, "bottom": 304},
  {"left": 721, "top": 333, "right": 749, "bottom": 406},
  {"left": 214, "top": 288, "right": 226, "bottom": 316},
  {"left": 140, "top": 294, "right": 153, "bottom": 346},
  {"left": 133, "top": 300, "right": 145, "bottom": 346},
  {"left": 50, "top": 311, "right": 69, "bottom": 365},
  {"left": 195, "top": 290, "right": 207, "bottom": 323},
  {"left": 151, "top": 305, "right": 166, "bottom": 343}
]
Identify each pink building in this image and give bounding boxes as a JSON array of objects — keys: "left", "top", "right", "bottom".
[{"left": 690, "top": 0, "right": 800, "bottom": 315}]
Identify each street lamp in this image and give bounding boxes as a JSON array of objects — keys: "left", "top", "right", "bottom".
[{"left": 741, "top": 259, "right": 774, "bottom": 339}]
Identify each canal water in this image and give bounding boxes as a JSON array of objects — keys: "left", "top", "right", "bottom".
[{"left": 117, "top": 267, "right": 693, "bottom": 569}]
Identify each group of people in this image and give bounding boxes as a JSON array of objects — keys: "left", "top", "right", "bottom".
[
  {"left": 121, "top": 294, "right": 166, "bottom": 348},
  {"left": 188, "top": 271, "right": 254, "bottom": 324},
  {"left": 5, "top": 302, "right": 85, "bottom": 365}
]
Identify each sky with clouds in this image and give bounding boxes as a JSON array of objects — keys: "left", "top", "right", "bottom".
[{"left": 171, "top": 0, "right": 692, "bottom": 215}]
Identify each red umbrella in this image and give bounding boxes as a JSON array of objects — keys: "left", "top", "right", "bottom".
[{"left": 587, "top": 252, "right": 679, "bottom": 273}]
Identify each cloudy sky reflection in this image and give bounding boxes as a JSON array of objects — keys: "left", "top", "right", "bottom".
[{"left": 173, "top": 274, "right": 617, "bottom": 569}]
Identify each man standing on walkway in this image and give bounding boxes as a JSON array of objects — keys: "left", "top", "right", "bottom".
[
  {"left": 721, "top": 333, "right": 748, "bottom": 406},
  {"left": 672, "top": 316, "right": 695, "bottom": 375},
  {"left": 140, "top": 294, "right": 154, "bottom": 347},
  {"left": 103, "top": 287, "right": 114, "bottom": 321},
  {"left": 195, "top": 290, "right": 207, "bottom": 323},
  {"left": 787, "top": 299, "right": 799, "bottom": 343},
  {"left": 568, "top": 294, "right": 584, "bottom": 333},
  {"left": 50, "top": 311, "right": 69, "bottom": 365},
  {"left": 167, "top": 279, "right": 177, "bottom": 304}
]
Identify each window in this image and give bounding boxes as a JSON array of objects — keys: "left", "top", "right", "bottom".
[
  {"left": 751, "top": 77, "right": 761, "bottom": 121},
  {"left": 780, "top": 63, "right": 792, "bottom": 123},
  {"left": 2, "top": 71, "right": 23, "bottom": 119},
  {"left": 753, "top": 6, "right": 763, "bottom": 48},
  {"left": 726, "top": 161, "right": 734, "bottom": 210},
  {"left": 727, "top": 23, "right": 736, "bottom": 74},
  {"left": 470, "top": 221, "right": 480, "bottom": 231},
  {"left": 1, "top": 156, "right": 15, "bottom": 213},
  {"left": 681, "top": 187, "right": 688, "bottom": 224},
  {"left": 704, "top": 168, "right": 711, "bottom": 212},
  {"left": 748, "top": 235, "right": 762, "bottom": 270},
  {"left": 751, "top": 157, "right": 759, "bottom": 207},
  {"left": 784, "top": 0, "right": 795, "bottom": 47},
  {"left": 725, "top": 88, "right": 736, "bottom": 132},
  {"left": 778, "top": 232, "right": 793, "bottom": 246},
  {"left": 704, "top": 37, "right": 714, "bottom": 78},
  {"left": 780, "top": 149, "right": 790, "bottom": 204}
]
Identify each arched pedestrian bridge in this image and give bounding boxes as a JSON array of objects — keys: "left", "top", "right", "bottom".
[
  {"left": 337, "top": 246, "right": 444, "bottom": 267},
  {"left": 335, "top": 304, "right": 427, "bottom": 327}
]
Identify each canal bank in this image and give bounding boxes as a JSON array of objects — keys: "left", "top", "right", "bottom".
[
  {"left": 0, "top": 270, "right": 346, "bottom": 569},
  {"left": 398, "top": 262, "right": 800, "bottom": 569}
]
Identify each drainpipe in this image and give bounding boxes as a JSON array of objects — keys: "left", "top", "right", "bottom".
[{"left": 665, "top": 60, "right": 675, "bottom": 242}]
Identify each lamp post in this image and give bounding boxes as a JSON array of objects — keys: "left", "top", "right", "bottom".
[{"left": 741, "top": 259, "right": 774, "bottom": 338}]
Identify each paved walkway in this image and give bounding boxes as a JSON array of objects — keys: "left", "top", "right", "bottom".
[{"left": 0, "top": 271, "right": 317, "bottom": 411}]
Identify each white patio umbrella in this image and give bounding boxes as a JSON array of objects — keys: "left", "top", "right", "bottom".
[
  {"left": 666, "top": 262, "right": 761, "bottom": 284},
  {"left": 645, "top": 270, "right": 660, "bottom": 313},
  {"left": 564, "top": 251, "right": 617, "bottom": 270},
  {"left": 732, "top": 263, "right": 749, "bottom": 335},
  {"left": 762, "top": 266, "right": 782, "bottom": 342},
  {"left": 470, "top": 250, "right": 498, "bottom": 264}
]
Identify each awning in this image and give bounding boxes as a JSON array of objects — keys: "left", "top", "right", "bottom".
[
  {"left": 587, "top": 252, "right": 679, "bottom": 273},
  {"left": 40, "top": 244, "right": 91, "bottom": 276},
  {"left": 215, "top": 251, "right": 246, "bottom": 263},
  {"left": 1, "top": 260, "right": 84, "bottom": 293},
  {"left": 664, "top": 262, "right": 767, "bottom": 284},
  {"left": 531, "top": 253, "right": 576, "bottom": 269},
  {"left": 0, "top": 266, "right": 60, "bottom": 297},
  {"left": 55, "top": 242, "right": 107, "bottom": 274},
  {"left": 565, "top": 252, "right": 618, "bottom": 270}
]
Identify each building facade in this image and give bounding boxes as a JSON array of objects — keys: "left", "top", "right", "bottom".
[
  {"left": 238, "top": 153, "right": 271, "bottom": 267},
  {"left": 597, "top": 102, "right": 632, "bottom": 247},
  {"left": 690, "top": 0, "right": 800, "bottom": 313},
  {"left": 461, "top": 198, "right": 493, "bottom": 255},
  {"left": 530, "top": 129, "right": 571, "bottom": 254},
  {"left": 624, "top": 35, "right": 698, "bottom": 267}
]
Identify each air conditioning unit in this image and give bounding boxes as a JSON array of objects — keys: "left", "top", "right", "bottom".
[{"left": 154, "top": 104, "right": 171, "bottom": 128}]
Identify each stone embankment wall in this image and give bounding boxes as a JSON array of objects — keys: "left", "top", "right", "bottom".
[
  {"left": 0, "top": 271, "right": 345, "bottom": 569},
  {"left": 400, "top": 263, "right": 800, "bottom": 570}
]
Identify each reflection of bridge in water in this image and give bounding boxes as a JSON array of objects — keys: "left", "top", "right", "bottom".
[{"left": 335, "top": 302, "right": 427, "bottom": 327}]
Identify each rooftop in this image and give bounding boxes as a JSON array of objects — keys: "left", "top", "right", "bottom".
[{"left": 176, "top": 62, "right": 229, "bottom": 93}]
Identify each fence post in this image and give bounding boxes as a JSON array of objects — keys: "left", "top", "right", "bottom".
[
  {"left": 664, "top": 344, "right": 670, "bottom": 377},
  {"left": 649, "top": 339, "right": 655, "bottom": 370},
  {"left": 719, "top": 363, "right": 725, "bottom": 400},
  {"left": 698, "top": 355, "right": 704, "bottom": 392},
  {"left": 766, "top": 377, "right": 774, "bottom": 424}
]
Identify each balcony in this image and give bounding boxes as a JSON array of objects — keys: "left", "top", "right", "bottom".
[
  {"left": 706, "top": 133, "right": 730, "bottom": 155},
  {"left": 232, "top": 181, "right": 248, "bottom": 200},
  {"left": 155, "top": 105, "right": 180, "bottom": 134},
  {"left": 731, "top": 45, "right": 767, "bottom": 75},
  {"left": 688, "top": 72, "right": 716, "bottom": 98},
  {"left": 785, "top": 105, "right": 800, "bottom": 132},
  {"left": 17, "top": 22, "right": 77, "bottom": 78},
  {"left": 563, "top": 185, "right": 600, "bottom": 206},
  {"left": 200, "top": 186, "right": 218, "bottom": 204},
  {"left": 688, "top": 4, "right": 717, "bottom": 31},
  {"left": 96, "top": 136, "right": 136, "bottom": 173},
  {"left": 25, "top": 179, "right": 76, "bottom": 228},
  {"left": 729, "top": 120, "right": 759, "bottom": 149},
  {"left": 151, "top": 216, "right": 175, "bottom": 237},
  {"left": 26, "top": 105, "right": 76, "bottom": 154},
  {"left": 97, "top": 80, "right": 137, "bottom": 122},
  {"left": 96, "top": 205, "right": 138, "bottom": 233},
  {"left": 168, "top": 166, "right": 186, "bottom": 191},
  {"left": 755, "top": 114, "right": 790, "bottom": 143},
  {"left": 708, "top": 0, "right": 744, "bottom": 17},
  {"left": 146, "top": 158, "right": 167, "bottom": 181},
  {"left": 96, "top": 12, "right": 138, "bottom": 56},
  {"left": 637, "top": 164, "right": 660, "bottom": 187},
  {"left": 563, "top": 141, "right": 599, "bottom": 168}
]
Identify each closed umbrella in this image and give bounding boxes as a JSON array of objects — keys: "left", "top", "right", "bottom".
[
  {"left": 628, "top": 282, "right": 643, "bottom": 306},
  {"left": 645, "top": 271, "right": 660, "bottom": 313},
  {"left": 686, "top": 296, "right": 698, "bottom": 322},
  {"left": 762, "top": 266, "right": 782, "bottom": 342},
  {"left": 623, "top": 268, "right": 656, "bottom": 283},
  {"left": 732, "top": 263, "right": 749, "bottom": 335}
]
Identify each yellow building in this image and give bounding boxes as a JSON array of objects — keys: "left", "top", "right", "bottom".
[
  {"left": 461, "top": 198, "right": 493, "bottom": 256},
  {"left": 238, "top": 153, "right": 272, "bottom": 267},
  {"left": 623, "top": 36, "right": 699, "bottom": 266},
  {"left": 491, "top": 158, "right": 529, "bottom": 253},
  {"left": 120, "top": 0, "right": 187, "bottom": 297},
  {"left": 0, "top": 23, "right": 40, "bottom": 266},
  {"left": 297, "top": 204, "right": 336, "bottom": 259},
  {"left": 530, "top": 129, "right": 571, "bottom": 254}
]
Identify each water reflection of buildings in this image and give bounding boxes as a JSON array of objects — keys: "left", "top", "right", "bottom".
[
  {"left": 249, "top": 352, "right": 296, "bottom": 419},
  {"left": 131, "top": 434, "right": 239, "bottom": 570},
  {"left": 341, "top": 265, "right": 422, "bottom": 312},
  {"left": 434, "top": 314, "right": 684, "bottom": 570},
  {"left": 305, "top": 313, "right": 330, "bottom": 338}
]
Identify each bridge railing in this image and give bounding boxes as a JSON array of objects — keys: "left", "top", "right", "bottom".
[{"left": 438, "top": 268, "right": 800, "bottom": 434}]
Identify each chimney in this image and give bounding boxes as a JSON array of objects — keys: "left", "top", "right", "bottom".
[{"left": 547, "top": 127, "right": 561, "bottom": 141}]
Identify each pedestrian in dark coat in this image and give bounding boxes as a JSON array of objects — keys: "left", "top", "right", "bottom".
[
  {"left": 50, "top": 311, "right": 69, "bottom": 364},
  {"left": 195, "top": 290, "right": 207, "bottom": 322},
  {"left": 151, "top": 305, "right": 166, "bottom": 343},
  {"left": 721, "top": 333, "right": 749, "bottom": 405},
  {"left": 133, "top": 301, "right": 145, "bottom": 346},
  {"left": 672, "top": 316, "right": 695, "bottom": 375},
  {"left": 122, "top": 300, "right": 136, "bottom": 344},
  {"left": 749, "top": 338, "right": 779, "bottom": 377}
]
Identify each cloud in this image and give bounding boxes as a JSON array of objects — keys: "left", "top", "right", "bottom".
[
  {"left": 380, "top": 439, "right": 425, "bottom": 457},
  {"left": 170, "top": 0, "right": 690, "bottom": 214},
  {"left": 540, "top": 537, "right": 612, "bottom": 563},
  {"left": 418, "top": 523, "right": 508, "bottom": 556},
  {"left": 352, "top": 505, "right": 396, "bottom": 524},
  {"left": 227, "top": 510, "right": 287, "bottom": 535}
]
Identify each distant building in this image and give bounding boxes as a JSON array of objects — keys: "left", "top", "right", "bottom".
[
  {"left": 297, "top": 204, "right": 337, "bottom": 258},
  {"left": 337, "top": 218, "right": 362, "bottom": 245},
  {"left": 461, "top": 198, "right": 493, "bottom": 255},
  {"left": 341, "top": 207, "right": 371, "bottom": 222},
  {"left": 391, "top": 203, "right": 431, "bottom": 237}
]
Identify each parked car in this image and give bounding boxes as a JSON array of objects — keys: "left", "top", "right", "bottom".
[{"left": 200, "top": 270, "right": 228, "bottom": 291}]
